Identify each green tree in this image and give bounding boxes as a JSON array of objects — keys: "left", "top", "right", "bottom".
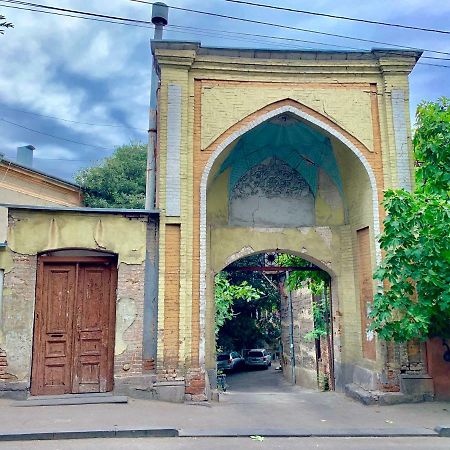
[
  {"left": 75, "top": 142, "right": 146, "bottom": 208},
  {"left": 215, "top": 272, "right": 261, "bottom": 340},
  {"left": 0, "top": 15, "right": 13, "bottom": 34},
  {"left": 370, "top": 98, "right": 450, "bottom": 341}
]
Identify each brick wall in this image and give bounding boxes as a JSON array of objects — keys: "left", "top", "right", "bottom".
[
  {"left": 114, "top": 262, "right": 146, "bottom": 379},
  {"left": 0, "top": 348, "right": 14, "bottom": 381},
  {"left": 1, "top": 252, "right": 37, "bottom": 384},
  {"left": 164, "top": 224, "right": 181, "bottom": 367}
]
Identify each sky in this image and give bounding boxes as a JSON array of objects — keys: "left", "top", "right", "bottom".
[{"left": 0, "top": 0, "right": 449, "bottom": 182}]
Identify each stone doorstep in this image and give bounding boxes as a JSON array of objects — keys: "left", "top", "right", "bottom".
[
  {"left": 345, "top": 383, "right": 434, "bottom": 406},
  {"left": 13, "top": 395, "right": 128, "bottom": 407}
]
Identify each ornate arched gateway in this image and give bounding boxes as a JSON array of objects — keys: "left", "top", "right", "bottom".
[{"left": 153, "top": 42, "right": 423, "bottom": 400}]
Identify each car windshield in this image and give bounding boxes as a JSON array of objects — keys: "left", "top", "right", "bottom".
[
  {"left": 248, "top": 351, "right": 263, "bottom": 357},
  {"left": 217, "top": 354, "right": 229, "bottom": 361}
]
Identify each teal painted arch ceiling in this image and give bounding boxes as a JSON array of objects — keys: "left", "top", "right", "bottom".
[{"left": 218, "top": 114, "right": 343, "bottom": 196}]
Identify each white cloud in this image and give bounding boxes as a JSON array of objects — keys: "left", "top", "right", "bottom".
[{"left": 0, "top": 0, "right": 449, "bottom": 180}]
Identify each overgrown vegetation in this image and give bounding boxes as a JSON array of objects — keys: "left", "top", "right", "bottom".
[
  {"left": 215, "top": 254, "right": 282, "bottom": 351},
  {"left": 215, "top": 271, "right": 261, "bottom": 338},
  {"left": 76, "top": 142, "right": 146, "bottom": 208},
  {"left": 277, "top": 254, "right": 331, "bottom": 341},
  {"left": 370, "top": 98, "right": 450, "bottom": 341}
]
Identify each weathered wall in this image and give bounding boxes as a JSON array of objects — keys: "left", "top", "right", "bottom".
[
  {"left": 0, "top": 209, "right": 149, "bottom": 394},
  {"left": 280, "top": 286, "right": 318, "bottom": 389},
  {"left": 153, "top": 44, "right": 419, "bottom": 397}
]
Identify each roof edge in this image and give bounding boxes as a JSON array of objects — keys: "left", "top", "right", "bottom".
[{"left": 1, "top": 203, "right": 160, "bottom": 215}]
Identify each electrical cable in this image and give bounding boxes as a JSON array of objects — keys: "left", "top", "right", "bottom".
[
  {"left": 0, "top": 104, "right": 147, "bottom": 131},
  {"left": 130, "top": 0, "right": 450, "bottom": 57},
  {"left": 2, "top": 0, "right": 450, "bottom": 64},
  {"left": 0, "top": 118, "right": 114, "bottom": 150},
  {"left": 223, "top": 0, "right": 450, "bottom": 36}
]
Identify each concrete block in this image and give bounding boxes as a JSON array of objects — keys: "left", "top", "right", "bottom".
[
  {"left": 353, "top": 365, "right": 379, "bottom": 391},
  {"left": 152, "top": 381, "right": 185, "bottom": 403},
  {"left": 345, "top": 383, "right": 377, "bottom": 406},
  {"left": 0, "top": 382, "right": 28, "bottom": 400},
  {"left": 400, "top": 374, "right": 434, "bottom": 397},
  {"left": 114, "top": 375, "right": 157, "bottom": 400}
]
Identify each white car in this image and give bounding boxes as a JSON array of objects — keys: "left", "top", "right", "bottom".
[{"left": 245, "top": 349, "right": 272, "bottom": 369}]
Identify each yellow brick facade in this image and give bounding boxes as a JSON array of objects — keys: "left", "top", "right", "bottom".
[{"left": 154, "top": 43, "right": 420, "bottom": 392}]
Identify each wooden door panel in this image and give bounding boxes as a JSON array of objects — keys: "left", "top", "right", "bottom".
[
  {"left": 32, "top": 265, "right": 76, "bottom": 395},
  {"left": 72, "top": 264, "right": 113, "bottom": 393},
  {"left": 33, "top": 258, "right": 116, "bottom": 396}
]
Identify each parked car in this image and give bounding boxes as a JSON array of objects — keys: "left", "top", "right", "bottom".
[
  {"left": 217, "top": 352, "right": 245, "bottom": 372},
  {"left": 245, "top": 349, "right": 272, "bottom": 369}
]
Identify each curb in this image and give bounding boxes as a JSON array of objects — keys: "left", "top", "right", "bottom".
[
  {"left": 0, "top": 428, "right": 179, "bottom": 442},
  {"left": 179, "top": 428, "right": 439, "bottom": 438},
  {"left": 0, "top": 427, "right": 445, "bottom": 441},
  {"left": 435, "top": 426, "right": 450, "bottom": 437}
]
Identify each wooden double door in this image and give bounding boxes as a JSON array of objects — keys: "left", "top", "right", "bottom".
[{"left": 32, "top": 256, "right": 117, "bottom": 396}]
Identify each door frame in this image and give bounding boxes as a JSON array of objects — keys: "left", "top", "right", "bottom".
[{"left": 31, "top": 252, "right": 118, "bottom": 396}]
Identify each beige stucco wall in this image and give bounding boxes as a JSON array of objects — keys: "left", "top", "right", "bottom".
[
  {"left": 0, "top": 163, "right": 82, "bottom": 207},
  {"left": 0, "top": 209, "right": 148, "bottom": 385}
]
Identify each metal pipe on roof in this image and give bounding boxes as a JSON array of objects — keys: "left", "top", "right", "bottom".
[
  {"left": 143, "top": 2, "right": 168, "bottom": 370},
  {"left": 145, "top": 2, "right": 168, "bottom": 210}
]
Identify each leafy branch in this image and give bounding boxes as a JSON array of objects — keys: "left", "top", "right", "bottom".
[{"left": 369, "top": 98, "right": 450, "bottom": 341}]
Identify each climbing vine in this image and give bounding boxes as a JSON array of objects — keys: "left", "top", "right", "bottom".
[{"left": 277, "top": 254, "right": 331, "bottom": 341}]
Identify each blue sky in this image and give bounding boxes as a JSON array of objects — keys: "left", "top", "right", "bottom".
[{"left": 0, "top": 0, "right": 449, "bottom": 182}]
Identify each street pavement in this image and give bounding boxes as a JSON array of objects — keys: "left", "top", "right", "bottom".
[
  {"left": 0, "top": 366, "right": 449, "bottom": 445},
  {"left": 1, "top": 437, "right": 450, "bottom": 449}
]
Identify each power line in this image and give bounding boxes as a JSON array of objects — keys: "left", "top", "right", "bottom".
[
  {"left": 223, "top": 0, "right": 450, "bottom": 36},
  {"left": 130, "top": 0, "right": 450, "bottom": 57},
  {"left": 168, "top": 24, "right": 450, "bottom": 60},
  {"left": 0, "top": 103, "right": 147, "bottom": 131},
  {"left": 2, "top": 0, "right": 450, "bottom": 69},
  {"left": 1, "top": 0, "right": 152, "bottom": 26},
  {"left": 0, "top": 0, "right": 450, "bottom": 60},
  {"left": 0, "top": 118, "right": 114, "bottom": 150},
  {"left": 2, "top": 154, "right": 102, "bottom": 162}
]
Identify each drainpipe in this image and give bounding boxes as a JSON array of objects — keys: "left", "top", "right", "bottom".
[
  {"left": 142, "top": 2, "right": 168, "bottom": 369},
  {"left": 287, "top": 271, "right": 296, "bottom": 385},
  {"left": 145, "top": 2, "right": 168, "bottom": 210}
]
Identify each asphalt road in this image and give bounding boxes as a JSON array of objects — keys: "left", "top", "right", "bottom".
[{"left": 1, "top": 437, "right": 449, "bottom": 449}]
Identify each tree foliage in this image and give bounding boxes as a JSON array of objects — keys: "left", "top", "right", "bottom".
[
  {"left": 75, "top": 142, "right": 147, "bottom": 208},
  {"left": 0, "top": 15, "right": 13, "bottom": 34},
  {"left": 370, "top": 98, "right": 450, "bottom": 341},
  {"left": 276, "top": 254, "right": 329, "bottom": 295},
  {"left": 214, "top": 272, "right": 261, "bottom": 338}
]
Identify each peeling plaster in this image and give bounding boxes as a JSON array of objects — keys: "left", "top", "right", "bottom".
[
  {"left": 0, "top": 250, "right": 14, "bottom": 273},
  {"left": 315, "top": 227, "right": 333, "bottom": 249},
  {"left": 7, "top": 211, "right": 147, "bottom": 264},
  {"left": 115, "top": 297, "right": 137, "bottom": 356}
]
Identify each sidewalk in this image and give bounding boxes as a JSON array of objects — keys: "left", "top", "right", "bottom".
[{"left": 0, "top": 386, "right": 449, "bottom": 440}]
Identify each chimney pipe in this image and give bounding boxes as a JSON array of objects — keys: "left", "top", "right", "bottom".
[
  {"left": 16, "top": 145, "right": 35, "bottom": 167},
  {"left": 145, "top": 2, "right": 168, "bottom": 210}
]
